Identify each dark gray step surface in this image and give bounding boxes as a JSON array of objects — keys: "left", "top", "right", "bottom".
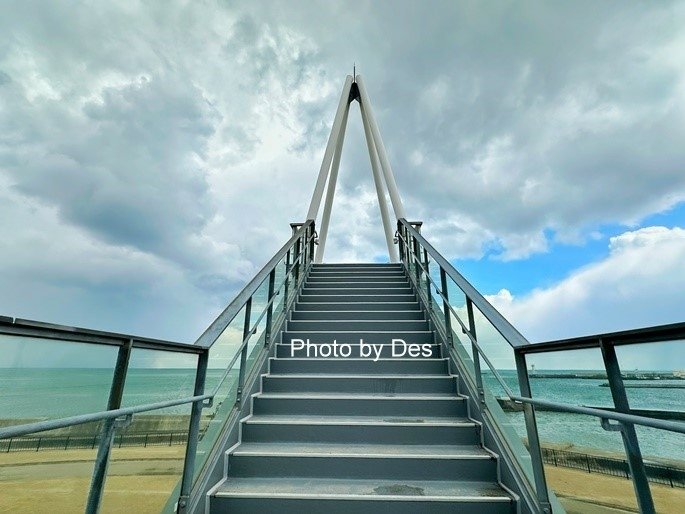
[
  {"left": 308, "top": 272, "right": 406, "bottom": 279},
  {"left": 276, "top": 343, "right": 441, "bottom": 358},
  {"left": 282, "top": 331, "right": 433, "bottom": 345},
  {"left": 307, "top": 275, "right": 409, "bottom": 283},
  {"left": 269, "top": 357, "right": 448, "bottom": 375},
  {"left": 302, "top": 287, "right": 414, "bottom": 296},
  {"left": 295, "top": 301, "right": 421, "bottom": 311},
  {"left": 291, "top": 309, "right": 425, "bottom": 320},
  {"left": 211, "top": 477, "right": 514, "bottom": 514},
  {"left": 313, "top": 263, "right": 403, "bottom": 268},
  {"left": 227, "top": 443, "right": 496, "bottom": 480},
  {"left": 251, "top": 393, "right": 466, "bottom": 417},
  {"left": 304, "top": 283, "right": 412, "bottom": 291},
  {"left": 287, "top": 320, "right": 429, "bottom": 331},
  {"left": 261, "top": 375, "right": 456, "bottom": 394},
  {"left": 298, "top": 293, "right": 416, "bottom": 303},
  {"left": 241, "top": 414, "right": 481, "bottom": 445}
]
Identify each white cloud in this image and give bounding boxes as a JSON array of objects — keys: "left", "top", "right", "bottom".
[{"left": 481, "top": 226, "right": 685, "bottom": 369}]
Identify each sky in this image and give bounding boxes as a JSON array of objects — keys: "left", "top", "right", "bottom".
[{"left": 0, "top": 1, "right": 684, "bottom": 370}]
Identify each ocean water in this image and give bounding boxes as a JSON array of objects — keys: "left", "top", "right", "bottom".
[{"left": 0, "top": 368, "right": 682, "bottom": 462}]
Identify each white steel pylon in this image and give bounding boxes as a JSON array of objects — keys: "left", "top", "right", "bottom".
[{"left": 307, "top": 74, "right": 405, "bottom": 263}]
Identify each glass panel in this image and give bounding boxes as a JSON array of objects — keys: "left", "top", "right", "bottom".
[
  {"left": 0, "top": 337, "right": 118, "bottom": 513},
  {"left": 101, "top": 348, "right": 198, "bottom": 513},
  {"left": 528, "top": 348, "right": 641, "bottom": 513}
]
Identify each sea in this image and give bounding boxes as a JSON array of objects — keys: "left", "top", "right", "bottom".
[{"left": 0, "top": 368, "right": 682, "bottom": 463}]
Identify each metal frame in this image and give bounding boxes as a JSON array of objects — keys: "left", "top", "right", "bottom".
[
  {"left": 397, "top": 218, "right": 684, "bottom": 513},
  {"left": 0, "top": 221, "right": 318, "bottom": 514},
  {"left": 309, "top": 74, "right": 405, "bottom": 263}
]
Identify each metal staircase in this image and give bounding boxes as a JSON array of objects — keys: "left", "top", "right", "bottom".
[{"left": 207, "top": 263, "right": 516, "bottom": 513}]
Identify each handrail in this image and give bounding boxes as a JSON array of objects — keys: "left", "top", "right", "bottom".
[
  {"left": 397, "top": 218, "right": 683, "bottom": 514},
  {"left": 399, "top": 219, "right": 530, "bottom": 348},
  {"left": 520, "top": 322, "right": 685, "bottom": 354},
  {"left": 0, "top": 317, "right": 202, "bottom": 354},
  {"left": 0, "top": 229, "right": 317, "bottom": 441},
  {"left": 194, "top": 219, "right": 315, "bottom": 349}
]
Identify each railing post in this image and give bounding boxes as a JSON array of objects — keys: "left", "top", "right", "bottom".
[
  {"left": 466, "top": 298, "right": 485, "bottom": 404},
  {"left": 308, "top": 221, "right": 316, "bottom": 264},
  {"left": 283, "top": 247, "right": 291, "bottom": 311},
  {"left": 177, "top": 349, "right": 209, "bottom": 514},
  {"left": 600, "top": 339, "right": 656, "bottom": 514},
  {"left": 235, "top": 297, "right": 252, "bottom": 405},
  {"left": 85, "top": 338, "right": 132, "bottom": 514},
  {"left": 411, "top": 235, "right": 420, "bottom": 287},
  {"left": 439, "top": 267, "right": 453, "bottom": 346},
  {"left": 397, "top": 221, "right": 405, "bottom": 264},
  {"left": 293, "top": 237, "right": 302, "bottom": 288},
  {"left": 422, "top": 247, "right": 431, "bottom": 308},
  {"left": 264, "top": 268, "right": 276, "bottom": 347},
  {"left": 514, "top": 350, "right": 552, "bottom": 514}
]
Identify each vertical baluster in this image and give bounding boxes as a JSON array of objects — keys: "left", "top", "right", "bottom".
[
  {"left": 423, "top": 247, "right": 432, "bottom": 308},
  {"left": 412, "top": 235, "right": 420, "bottom": 288},
  {"left": 514, "top": 350, "right": 552, "bottom": 514},
  {"left": 235, "top": 298, "right": 252, "bottom": 405},
  {"left": 466, "top": 298, "right": 484, "bottom": 403},
  {"left": 177, "top": 349, "right": 208, "bottom": 514},
  {"left": 85, "top": 339, "right": 132, "bottom": 514},
  {"left": 600, "top": 339, "right": 655, "bottom": 514},
  {"left": 283, "top": 247, "right": 291, "bottom": 311},
  {"left": 308, "top": 222, "right": 316, "bottom": 265},
  {"left": 439, "top": 267, "right": 453, "bottom": 346},
  {"left": 264, "top": 268, "right": 276, "bottom": 346}
]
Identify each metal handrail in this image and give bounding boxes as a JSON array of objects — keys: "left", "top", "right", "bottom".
[
  {"left": 397, "top": 227, "right": 685, "bottom": 435},
  {"left": 0, "top": 220, "right": 317, "bottom": 514},
  {"left": 195, "top": 220, "right": 315, "bottom": 348},
  {"left": 400, "top": 219, "right": 529, "bottom": 348},
  {"left": 397, "top": 218, "right": 682, "bottom": 514}
]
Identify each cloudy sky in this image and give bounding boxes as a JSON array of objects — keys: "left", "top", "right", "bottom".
[{"left": 1, "top": 1, "right": 684, "bottom": 369}]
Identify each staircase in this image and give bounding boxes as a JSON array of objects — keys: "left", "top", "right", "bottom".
[{"left": 206, "top": 263, "right": 516, "bottom": 513}]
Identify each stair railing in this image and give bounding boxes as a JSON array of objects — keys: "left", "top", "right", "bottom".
[
  {"left": 397, "top": 218, "right": 685, "bottom": 514},
  {"left": 0, "top": 220, "right": 317, "bottom": 514}
]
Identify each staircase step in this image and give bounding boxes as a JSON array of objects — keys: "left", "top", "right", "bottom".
[
  {"left": 287, "top": 320, "right": 429, "bottom": 331},
  {"left": 307, "top": 276, "right": 409, "bottom": 283},
  {"left": 308, "top": 271, "right": 406, "bottom": 278},
  {"left": 241, "top": 414, "right": 481, "bottom": 445},
  {"left": 211, "top": 477, "right": 513, "bottom": 514},
  {"left": 298, "top": 294, "right": 416, "bottom": 303},
  {"left": 227, "top": 443, "right": 496, "bottom": 480},
  {"left": 301, "top": 287, "right": 414, "bottom": 296},
  {"left": 261, "top": 375, "right": 456, "bottom": 394},
  {"left": 276, "top": 343, "right": 441, "bottom": 358},
  {"left": 269, "top": 357, "right": 448, "bottom": 375},
  {"left": 313, "top": 263, "right": 403, "bottom": 268},
  {"left": 282, "top": 331, "right": 433, "bottom": 345},
  {"left": 251, "top": 393, "right": 466, "bottom": 417},
  {"left": 291, "top": 310, "right": 425, "bottom": 320},
  {"left": 304, "top": 282, "right": 411, "bottom": 290},
  {"left": 295, "top": 301, "right": 421, "bottom": 311}
]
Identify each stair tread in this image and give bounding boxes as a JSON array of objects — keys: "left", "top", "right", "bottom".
[
  {"left": 214, "top": 476, "right": 511, "bottom": 501},
  {"left": 231, "top": 442, "right": 490, "bottom": 458},
  {"left": 265, "top": 374, "right": 452, "bottom": 379},
  {"left": 255, "top": 392, "right": 460, "bottom": 399},
  {"left": 244, "top": 414, "right": 476, "bottom": 426}
]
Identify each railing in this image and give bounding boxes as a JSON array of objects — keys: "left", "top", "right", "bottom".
[
  {"left": 0, "top": 220, "right": 317, "bottom": 514},
  {"left": 396, "top": 218, "right": 685, "bottom": 514}
]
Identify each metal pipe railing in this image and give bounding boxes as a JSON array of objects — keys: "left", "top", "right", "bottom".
[
  {"left": 396, "top": 218, "right": 683, "bottom": 514},
  {"left": 0, "top": 220, "right": 318, "bottom": 514}
]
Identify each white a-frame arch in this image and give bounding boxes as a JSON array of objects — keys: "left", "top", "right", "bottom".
[{"left": 306, "top": 74, "right": 406, "bottom": 263}]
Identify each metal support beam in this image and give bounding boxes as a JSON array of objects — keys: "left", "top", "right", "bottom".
[
  {"left": 600, "top": 340, "right": 656, "bottom": 514},
  {"left": 514, "top": 351, "right": 552, "bottom": 514},
  {"left": 85, "top": 339, "right": 132, "bottom": 514},
  {"left": 360, "top": 100, "right": 398, "bottom": 262},
  {"left": 316, "top": 95, "right": 351, "bottom": 262},
  {"left": 355, "top": 75, "right": 406, "bottom": 220},
  {"left": 177, "top": 350, "right": 209, "bottom": 514},
  {"left": 306, "top": 75, "right": 354, "bottom": 220}
]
